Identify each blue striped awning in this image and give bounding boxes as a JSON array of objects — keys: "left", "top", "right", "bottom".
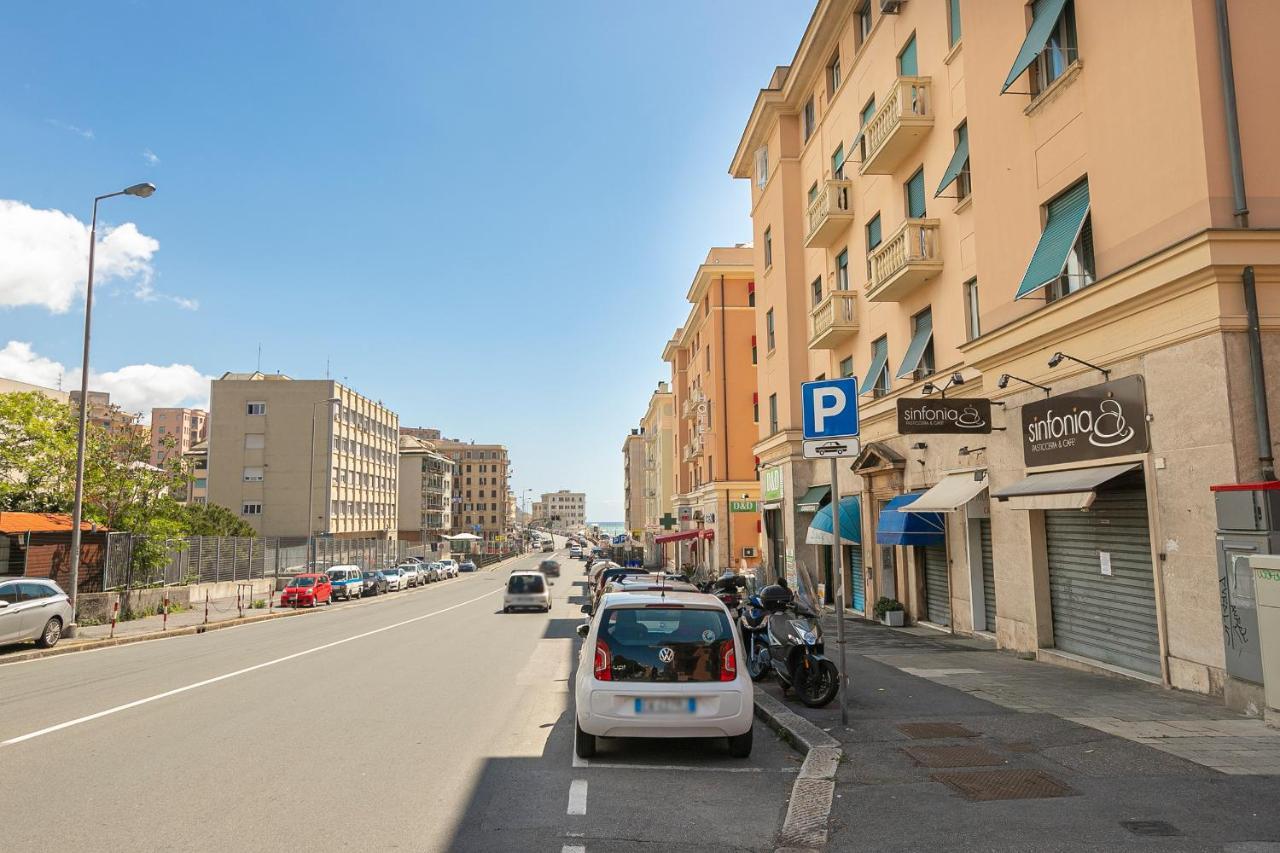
[
  {"left": 1014, "top": 180, "right": 1090, "bottom": 299},
  {"left": 806, "top": 496, "right": 862, "bottom": 547},
  {"left": 876, "top": 493, "right": 945, "bottom": 546},
  {"left": 1002, "top": 0, "right": 1070, "bottom": 93}
]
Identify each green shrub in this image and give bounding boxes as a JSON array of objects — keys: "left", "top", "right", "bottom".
[{"left": 872, "top": 596, "right": 904, "bottom": 618}]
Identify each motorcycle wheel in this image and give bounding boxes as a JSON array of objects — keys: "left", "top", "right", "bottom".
[
  {"left": 746, "top": 646, "right": 771, "bottom": 682},
  {"left": 796, "top": 658, "right": 840, "bottom": 708}
]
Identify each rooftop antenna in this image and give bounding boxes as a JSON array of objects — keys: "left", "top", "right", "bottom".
[
  {"left": 256, "top": 343, "right": 262, "bottom": 373},
  {"left": 326, "top": 358, "right": 331, "bottom": 379}
]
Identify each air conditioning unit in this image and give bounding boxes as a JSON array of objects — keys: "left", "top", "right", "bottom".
[
  {"left": 880, "top": 0, "right": 902, "bottom": 12},
  {"left": 742, "top": 547, "right": 758, "bottom": 558}
]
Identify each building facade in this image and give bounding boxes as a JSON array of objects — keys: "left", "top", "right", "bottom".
[
  {"left": 622, "top": 430, "right": 647, "bottom": 537},
  {"left": 208, "top": 372, "right": 399, "bottom": 539},
  {"left": 730, "top": 0, "right": 1280, "bottom": 701},
  {"left": 539, "top": 490, "right": 586, "bottom": 533},
  {"left": 184, "top": 439, "right": 208, "bottom": 504},
  {"left": 639, "top": 381, "right": 677, "bottom": 563},
  {"left": 150, "top": 407, "right": 207, "bottom": 467},
  {"left": 397, "top": 434, "right": 454, "bottom": 544},
  {"left": 69, "top": 390, "right": 139, "bottom": 436},
  {"left": 423, "top": 435, "right": 511, "bottom": 542}
]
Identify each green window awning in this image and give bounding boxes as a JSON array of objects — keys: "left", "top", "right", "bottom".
[
  {"left": 1015, "top": 180, "right": 1090, "bottom": 299},
  {"left": 832, "top": 144, "right": 846, "bottom": 174},
  {"left": 796, "top": 485, "right": 831, "bottom": 513},
  {"left": 935, "top": 124, "right": 969, "bottom": 197},
  {"left": 850, "top": 99, "right": 877, "bottom": 156},
  {"left": 866, "top": 215, "right": 882, "bottom": 250},
  {"left": 898, "top": 35, "right": 918, "bottom": 76},
  {"left": 896, "top": 312, "right": 933, "bottom": 378},
  {"left": 1002, "top": 0, "right": 1069, "bottom": 93},
  {"left": 859, "top": 337, "right": 889, "bottom": 395}
]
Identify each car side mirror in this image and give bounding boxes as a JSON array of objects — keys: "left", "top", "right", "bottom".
[
  {"left": 580, "top": 603, "right": 593, "bottom": 615},
  {"left": 576, "top": 623, "right": 590, "bottom": 638}
]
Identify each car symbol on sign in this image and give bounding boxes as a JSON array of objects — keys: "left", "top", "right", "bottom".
[{"left": 813, "top": 441, "right": 849, "bottom": 456}]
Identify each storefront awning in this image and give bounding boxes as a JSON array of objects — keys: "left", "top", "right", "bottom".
[
  {"left": 876, "top": 494, "right": 945, "bottom": 546},
  {"left": 905, "top": 473, "right": 988, "bottom": 513},
  {"left": 796, "top": 485, "right": 831, "bottom": 513},
  {"left": 992, "top": 462, "right": 1139, "bottom": 511},
  {"left": 806, "top": 496, "right": 861, "bottom": 547},
  {"left": 654, "top": 529, "right": 714, "bottom": 545}
]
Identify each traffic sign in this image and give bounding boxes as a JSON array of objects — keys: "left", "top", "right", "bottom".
[
  {"left": 802, "top": 438, "right": 861, "bottom": 459},
  {"left": 802, "top": 378, "right": 860, "bottom": 439}
]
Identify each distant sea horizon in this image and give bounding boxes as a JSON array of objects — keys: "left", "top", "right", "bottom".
[{"left": 589, "top": 521, "right": 626, "bottom": 536}]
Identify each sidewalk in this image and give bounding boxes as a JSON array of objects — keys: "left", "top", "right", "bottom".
[
  {"left": 765, "top": 614, "right": 1280, "bottom": 851},
  {"left": 78, "top": 593, "right": 274, "bottom": 641}
]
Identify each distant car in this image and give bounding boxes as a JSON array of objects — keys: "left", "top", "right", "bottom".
[
  {"left": 569, "top": 545, "right": 583, "bottom": 560},
  {"left": 0, "top": 577, "right": 73, "bottom": 648},
  {"left": 538, "top": 559, "right": 561, "bottom": 578},
  {"left": 281, "top": 573, "right": 332, "bottom": 608},
  {"left": 542, "top": 541, "right": 555, "bottom": 553},
  {"left": 398, "top": 563, "right": 422, "bottom": 587},
  {"left": 459, "top": 560, "right": 477, "bottom": 573},
  {"left": 361, "top": 570, "right": 389, "bottom": 596},
  {"left": 438, "top": 559, "right": 459, "bottom": 577},
  {"left": 504, "top": 571, "right": 551, "bottom": 613},
  {"left": 381, "top": 567, "right": 406, "bottom": 592},
  {"left": 326, "top": 565, "right": 364, "bottom": 600},
  {"left": 430, "top": 562, "right": 450, "bottom": 580}
]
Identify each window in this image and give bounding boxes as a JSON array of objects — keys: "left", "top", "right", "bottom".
[
  {"left": 1002, "top": 0, "right": 1079, "bottom": 96},
  {"left": 241, "top": 502, "right": 262, "bottom": 516},
  {"left": 1015, "top": 178, "right": 1093, "bottom": 302},
  {"left": 768, "top": 393, "right": 779, "bottom": 434},
  {"left": 755, "top": 146, "right": 769, "bottom": 189},
  {"left": 840, "top": 357, "right": 854, "bottom": 378},
  {"left": 243, "top": 466, "right": 264, "bottom": 482},
  {"left": 857, "top": 97, "right": 876, "bottom": 160},
  {"left": 194, "top": 478, "right": 207, "bottom": 489},
  {"left": 865, "top": 213, "right": 882, "bottom": 277},
  {"left": 753, "top": 393, "right": 759, "bottom": 424},
  {"left": 828, "top": 51, "right": 842, "bottom": 94},
  {"left": 748, "top": 282, "right": 755, "bottom": 307},
  {"left": 964, "top": 279, "right": 981, "bottom": 340},
  {"left": 831, "top": 144, "right": 845, "bottom": 181},
  {"left": 897, "top": 308, "right": 935, "bottom": 380},
  {"left": 898, "top": 33, "right": 918, "bottom": 76},
  {"left": 936, "top": 122, "right": 971, "bottom": 201},
  {"left": 855, "top": 1, "right": 873, "bottom": 48},
  {"left": 246, "top": 402, "right": 266, "bottom": 416},
  {"left": 861, "top": 336, "right": 891, "bottom": 398},
  {"left": 811, "top": 277, "right": 823, "bottom": 308},
  {"left": 157, "top": 426, "right": 166, "bottom": 434},
  {"left": 802, "top": 97, "right": 816, "bottom": 142},
  {"left": 765, "top": 309, "right": 776, "bottom": 351},
  {"left": 905, "top": 166, "right": 927, "bottom": 218},
  {"left": 808, "top": 182, "right": 819, "bottom": 206},
  {"left": 751, "top": 335, "right": 758, "bottom": 365},
  {"left": 948, "top": 0, "right": 962, "bottom": 47},
  {"left": 836, "top": 250, "right": 850, "bottom": 290},
  {"left": 763, "top": 227, "right": 773, "bottom": 268},
  {"left": 245, "top": 434, "right": 264, "bottom": 450},
  {"left": 705, "top": 345, "right": 711, "bottom": 370}
]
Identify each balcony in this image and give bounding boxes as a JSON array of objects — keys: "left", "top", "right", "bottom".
[
  {"left": 808, "top": 290, "right": 859, "bottom": 350},
  {"left": 804, "top": 179, "right": 854, "bottom": 249},
  {"left": 860, "top": 77, "right": 934, "bottom": 175},
  {"left": 681, "top": 390, "right": 703, "bottom": 418},
  {"left": 682, "top": 443, "right": 697, "bottom": 462},
  {"left": 867, "top": 219, "right": 943, "bottom": 302}
]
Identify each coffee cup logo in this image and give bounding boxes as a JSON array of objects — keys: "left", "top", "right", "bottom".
[
  {"left": 1088, "top": 399, "right": 1134, "bottom": 447},
  {"left": 955, "top": 406, "right": 985, "bottom": 429}
]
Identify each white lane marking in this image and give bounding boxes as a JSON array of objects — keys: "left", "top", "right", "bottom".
[
  {"left": 567, "top": 779, "right": 588, "bottom": 815},
  {"left": 0, "top": 587, "right": 502, "bottom": 748},
  {"left": 562, "top": 846, "right": 586, "bottom": 853}
]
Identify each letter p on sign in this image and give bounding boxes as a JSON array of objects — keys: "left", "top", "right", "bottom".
[{"left": 802, "top": 377, "right": 860, "bottom": 440}]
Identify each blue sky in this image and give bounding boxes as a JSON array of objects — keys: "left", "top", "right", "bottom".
[{"left": 0, "top": 1, "right": 812, "bottom": 520}]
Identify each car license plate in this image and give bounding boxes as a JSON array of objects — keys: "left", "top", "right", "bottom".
[{"left": 634, "top": 697, "right": 696, "bottom": 714}]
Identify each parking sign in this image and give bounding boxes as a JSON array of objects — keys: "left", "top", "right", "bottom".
[{"left": 802, "top": 377, "right": 860, "bottom": 439}]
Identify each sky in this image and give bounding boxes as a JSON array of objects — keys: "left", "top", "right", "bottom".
[{"left": 0, "top": 1, "right": 813, "bottom": 521}]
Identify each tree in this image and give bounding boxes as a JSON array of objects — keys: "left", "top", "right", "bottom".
[
  {"left": 179, "top": 502, "right": 258, "bottom": 537},
  {"left": 0, "top": 392, "right": 79, "bottom": 512}
]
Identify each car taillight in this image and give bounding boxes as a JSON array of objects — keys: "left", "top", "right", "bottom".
[
  {"left": 593, "top": 639, "right": 611, "bottom": 681},
  {"left": 720, "top": 641, "right": 737, "bottom": 682}
]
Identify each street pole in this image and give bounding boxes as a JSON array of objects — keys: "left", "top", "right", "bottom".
[{"left": 830, "top": 456, "right": 849, "bottom": 727}]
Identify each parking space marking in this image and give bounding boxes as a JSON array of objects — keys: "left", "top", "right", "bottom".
[
  {"left": 567, "top": 779, "right": 588, "bottom": 815},
  {"left": 562, "top": 846, "right": 586, "bottom": 853},
  {"left": 0, "top": 587, "right": 503, "bottom": 748}
]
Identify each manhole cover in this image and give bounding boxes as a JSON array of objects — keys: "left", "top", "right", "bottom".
[
  {"left": 903, "top": 745, "right": 1007, "bottom": 768},
  {"left": 897, "top": 722, "right": 979, "bottom": 739},
  {"left": 1121, "top": 820, "right": 1182, "bottom": 837},
  {"left": 933, "top": 769, "right": 1074, "bottom": 801}
]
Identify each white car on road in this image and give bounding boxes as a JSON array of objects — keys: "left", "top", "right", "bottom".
[
  {"left": 437, "top": 560, "right": 459, "bottom": 579},
  {"left": 381, "top": 567, "right": 407, "bottom": 591},
  {"left": 503, "top": 571, "right": 551, "bottom": 613},
  {"left": 398, "top": 563, "right": 422, "bottom": 587},
  {"left": 573, "top": 591, "right": 753, "bottom": 759}
]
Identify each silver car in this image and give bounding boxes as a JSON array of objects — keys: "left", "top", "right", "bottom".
[{"left": 0, "top": 578, "right": 74, "bottom": 648}]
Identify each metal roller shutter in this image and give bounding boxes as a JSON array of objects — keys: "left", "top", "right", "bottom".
[
  {"left": 847, "top": 545, "right": 865, "bottom": 613},
  {"left": 1045, "top": 486, "right": 1159, "bottom": 676},
  {"left": 980, "top": 519, "right": 996, "bottom": 630},
  {"left": 922, "top": 542, "right": 949, "bottom": 626}
]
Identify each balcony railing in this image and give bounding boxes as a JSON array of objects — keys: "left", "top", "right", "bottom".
[
  {"left": 809, "top": 290, "right": 859, "bottom": 349},
  {"left": 681, "top": 390, "right": 702, "bottom": 418},
  {"left": 860, "top": 76, "right": 933, "bottom": 175},
  {"left": 867, "top": 219, "right": 943, "bottom": 302},
  {"left": 804, "top": 179, "right": 854, "bottom": 249}
]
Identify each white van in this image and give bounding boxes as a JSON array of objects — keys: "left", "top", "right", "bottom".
[{"left": 326, "top": 565, "right": 364, "bottom": 600}]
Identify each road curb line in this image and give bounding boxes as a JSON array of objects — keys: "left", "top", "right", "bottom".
[{"left": 754, "top": 691, "right": 841, "bottom": 852}]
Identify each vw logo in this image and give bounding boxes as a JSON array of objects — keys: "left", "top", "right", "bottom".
[{"left": 657, "top": 647, "right": 675, "bottom": 664}]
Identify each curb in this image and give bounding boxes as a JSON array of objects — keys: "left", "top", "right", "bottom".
[{"left": 754, "top": 691, "right": 841, "bottom": 852}]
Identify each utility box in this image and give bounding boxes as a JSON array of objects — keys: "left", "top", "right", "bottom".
[
  {"left": 1212, "top": 482, "right": 1280, "bottom": 699},
  {"left": 1249, "top": 554, "right": 1280, "bottom": 725}
]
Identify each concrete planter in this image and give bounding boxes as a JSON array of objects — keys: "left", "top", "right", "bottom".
[{"left": 881, "top": 610, "right": 905, "bottom": 627}]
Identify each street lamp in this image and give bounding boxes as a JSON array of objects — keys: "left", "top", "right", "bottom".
[
  {"left": 66, "top": 182, "right": 157, "bottom": 636},
  {"left": 307, "top": 397, "right": 342, "bottom": 568}
]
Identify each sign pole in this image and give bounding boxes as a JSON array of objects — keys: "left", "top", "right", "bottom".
[{"left": 830, "top": 456, "right": 848, "bottom": 727}]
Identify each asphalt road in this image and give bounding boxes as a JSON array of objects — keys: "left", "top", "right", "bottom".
[{"left": 0, "top": 546, "right": 794, "bottom": 852}]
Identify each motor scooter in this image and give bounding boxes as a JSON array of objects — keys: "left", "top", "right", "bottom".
[
  {"left": 765, "top": 595, "right": 839, "bottom": 708},
  {"left": 738, "top": 594, "right": 772, "bottom": 681}
]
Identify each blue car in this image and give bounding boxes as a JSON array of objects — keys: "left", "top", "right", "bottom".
[{"left": 459, "top": 561, "right": 477, "bottom": 573}]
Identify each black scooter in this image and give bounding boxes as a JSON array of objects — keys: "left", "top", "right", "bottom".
[
  {"left": 739, "top": 594, "right": 772, "bottom": 681},
  {"left": 765, "top": 593, "right": 840, "bottom": 708}
]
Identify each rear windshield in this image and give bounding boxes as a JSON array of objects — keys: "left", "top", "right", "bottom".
[
  {"left": 508, "top": 575, "right": 546, "bottom": 594},
  {"left": 600, "top": 607, "right": 733, "bottom": 682}
]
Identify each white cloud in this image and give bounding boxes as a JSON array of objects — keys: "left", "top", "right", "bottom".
[
  {"left": 142, "top": 148, "right": 160, "bottom": 166},
  {"left": 0, "top": 340, "right": 212, "bottom": 419},
  {"left": 0, "top": 199, "right": 177, "bottom": 313},
  {"left": 47, "top": 119, "right": 93, "bottom": 140}
]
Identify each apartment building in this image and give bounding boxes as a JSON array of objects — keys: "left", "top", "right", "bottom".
[
  {"left": 397, "top": 434, "right": 454, "bottom": 543},
  {"left": 661, "top": 247, "right": 762, "bottom": 576},
  {"left": 150, "top": 407, "right": 207, "bottom": 467},
  {"left": 0, "top": 377, "right": 69, "bottom": 402},
  {"left": 69, "top": 390, "right": 139, "bottom": 436},
  {"left": 639, "top": 381, "right": 677, "bottom": 563},
  {"left": 208, "top": 372, "right": 399, "bottom": 539},
  {"left": 184, "top": 439, "right": 208, "bottom": 504},
  {"left": 539, "top": 490, "right": 586, "bottom": 533},
  {"left": 622, "top": 429, "right": 647, "bottom": 536},
  {"left": 424, "top": 435, "right": 511, "bottom": 542},
  {"left": 730, "top": 0, "right": 1280, "bottom": 701}
]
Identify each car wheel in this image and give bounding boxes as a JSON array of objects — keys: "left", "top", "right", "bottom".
[
  {"left": 727, "top": 727, "right": 753, "bottom": 758},
  {"left": 502, "top": 606, "right": 510, "bottom": 614},
  {"left": 575, "top": 719, "right": 596, "bottom": 759},
  {"left": 36, "top": 616, "right": 62, "bottom": 648}
]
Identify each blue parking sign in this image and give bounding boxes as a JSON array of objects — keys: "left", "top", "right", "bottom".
[{"left": 802, "top": 378, "right": 860, "bottom": 439}]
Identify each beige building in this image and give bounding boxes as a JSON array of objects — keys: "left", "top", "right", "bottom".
[
  {"left": 622, "top": 430, "right": 647, "bottom": 536},
  {"left": 538, "top": 490, "right": 586, "bottom": 533},
  {"left": 397, "top": 434, "right": 454, "bottom": 543},
  {"left": 185, "top": 439, "right": 209, "bottom": 504},
  {"left": 208, "top": 372, "right": 399, "bottom": 539},
  {"left": 635, "top": 382, "right": 677, "bottom": 563},
  {"left": 425, "top": 435, "right": 511, "bottom": 542},
  {"left": 0, "top": 377, "right": 69, "bottom": 402},
  {"left": 150, "top": 407, "right": 207, "bottom": 467},
  {"left": 70, "top": 390, "right": 138, "bottom": 436},
  {"left": 730, "top": 0, "right": 1280, "bottom": 702}
]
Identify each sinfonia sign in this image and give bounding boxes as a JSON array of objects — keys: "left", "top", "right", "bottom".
[
  {"left": 1020, "top": 376, "right": 1149, "bottom": 465},
  {"left": 897, "top": 398, "right": 992, "bottom": 434}
]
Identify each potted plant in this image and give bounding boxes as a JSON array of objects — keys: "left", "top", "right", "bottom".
[{"left": 874, "top": 596, "right": 905, "bottom": 627}]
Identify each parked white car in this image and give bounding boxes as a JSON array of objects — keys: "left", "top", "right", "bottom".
[
  {"left": 503, "top": 571, "right": 551, "bottom": 613},
  {"left": 381, "top": 567, "right": 407, "bottom": 591},
  {"left": 574, "top": 590, "right": 753, "bottom": 759},
  {"left": 0, "top": 577, "right": 74, "bottom": 648},
  {"left": 398, "top": 563, "right": 422, "bottom": 587},
  {"left": 438, "top": 559, "right": 459, "bottom": 578}
]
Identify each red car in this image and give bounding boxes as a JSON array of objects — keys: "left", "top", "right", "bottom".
[{"left": 280, "top": 573, "right": 332, "bottom": 608}]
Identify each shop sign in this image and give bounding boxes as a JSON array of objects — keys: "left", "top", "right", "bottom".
[
  {"left": 730, "top": 500, "right": 758, "bottom": 513},
  {"left": 1020, "top": 376, "right": 1149, "bottom": 466},
  {"left": 897, "top": 398, "right": 992, "bottom": 434},
  {"left": 762, "top": 467, "right": 784, "bottom": 501},
  {"left": 677, "top": 506, "right": 692, "bottom": 522}
]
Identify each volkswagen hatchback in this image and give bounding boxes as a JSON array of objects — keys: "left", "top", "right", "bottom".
[{"left": 574, "top": 591, "right": 753, "bottom": 758}]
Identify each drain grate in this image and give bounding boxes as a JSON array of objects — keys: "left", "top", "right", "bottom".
[
  {"left": 1120, "top": 820, "right": 1181, "bottom": 837},
  {"left": 933, "top": 769, "right": 1074, "bottom": 801},
  {"left": 897, "top": 722, "right": 979, "bottom": 739},
  {"left": 903, "top": 745, "right": 1007, "bottom": 768}
]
